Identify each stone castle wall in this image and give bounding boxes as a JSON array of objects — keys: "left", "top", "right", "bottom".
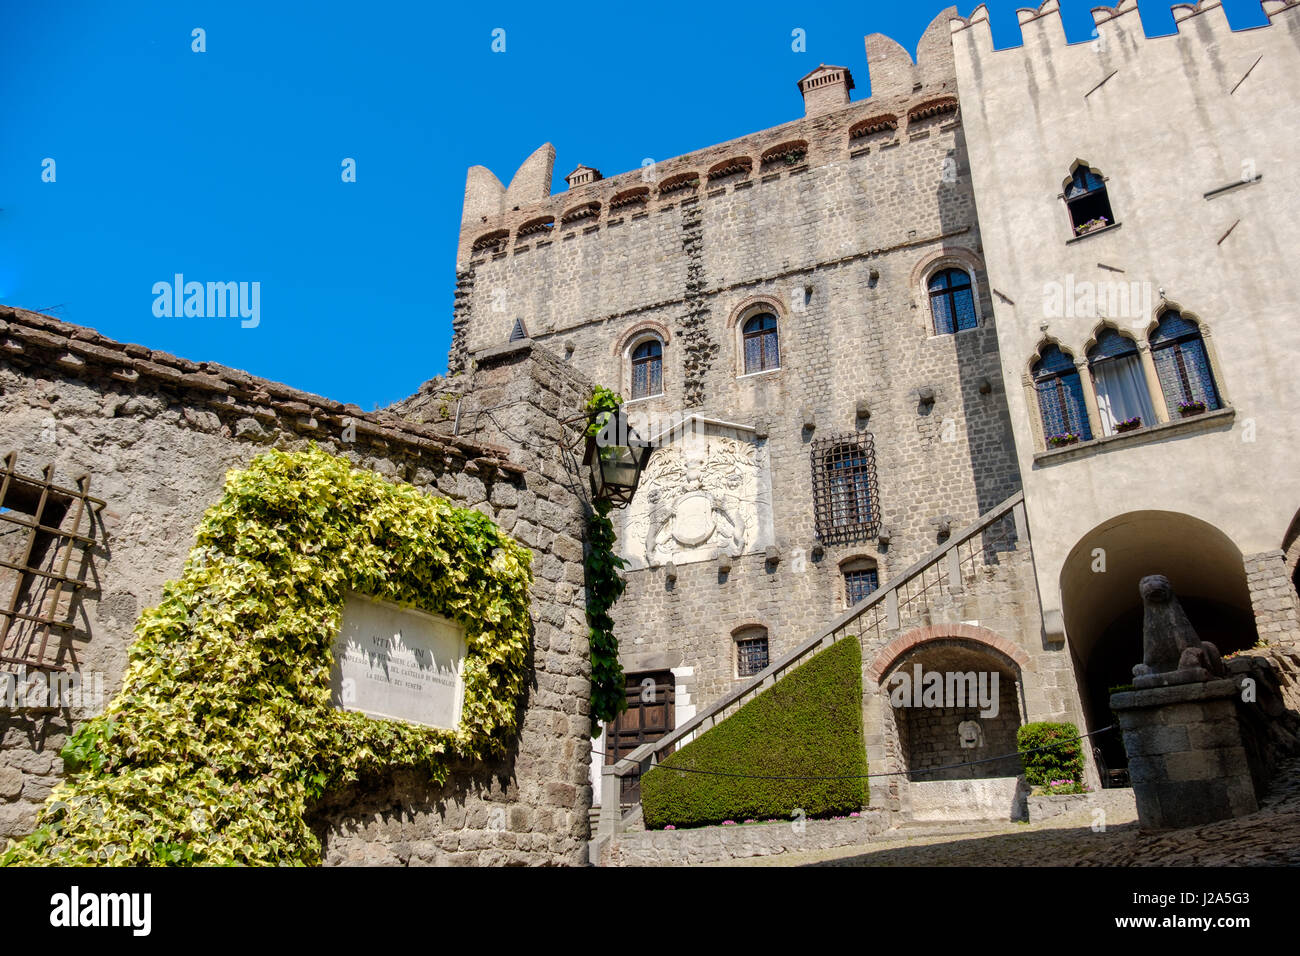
[
  {"left": 0, "top": 307, "right": 594, "bottom": 865},
  {"left": 953, "top": 0, "right": 1300, "bottom": 646},
  {"left": 449, "top": 35, "right": 1036, "bottom": 738}
]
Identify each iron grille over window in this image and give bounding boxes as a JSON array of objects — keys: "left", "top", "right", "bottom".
[
  {"left": 0, "top": 453, "right": 102, "bottom": 673},
  {"left": 1033, "top": 345, "right": 1092, "bottom": 443},
  {"left": 736, "top": 632, "right": 769, "bottom": 677},
  {"left": 844, "top": 566, "right": 880, "bottom": 606},
  {"left": 1151, "top": 312, "right": 1221, "bottom": 413},
  {"left": 630, "top": 339, "right": 663, "bottom": 399},
  {"left": 812, "top": 433, "right": 880, "bottom": 543},
  {"left": 742, "top": 313, "right": 779, "bottom": 374},
  {"left": 928, "top": 268, "right": 977, "bottom": 334}
]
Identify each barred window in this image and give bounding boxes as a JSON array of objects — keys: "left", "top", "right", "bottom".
[
  {"left": 735, "top": 627, "right": 770, "bottom": 678},
  {"left": 843, "top": 563, "right": 880, "bottom": 606},
  {"left": 1150, "top": 312, "right": 1221, "bottom": 415},
  {"left": 742, "top": 313, "right": 779, "bottom": 374},
  {"left": 812, "top": 433, "right": 879, "bottom": 543},
  {"left": 1064, "top": 165, "right": 1114, "bottom": 236},
  {"left": 1033, "top": 344, "right": 1092, "bottom": 444},
  {"left": 0, "top": 454, "right": 101, "bottom": 674},
  {"left": 630, "top": 339, "right": 663, "bottom": 399},
  {"left": 928, "top": 268, "right": 977, "bottom": 334}
]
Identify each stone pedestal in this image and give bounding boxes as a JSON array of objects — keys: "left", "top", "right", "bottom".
[{"left": 1110, "top": 679, "right": 1258, "bottom": 830}]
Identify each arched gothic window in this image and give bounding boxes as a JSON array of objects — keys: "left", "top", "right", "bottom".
[
  {"left": 1065, "top": 166, "right": 1114, "bottom": 236},
  {"left": 1150, "top": 312, "right": 1220, "bottom": 416},
  {"left": 1033, "top": 345, "right": 1092, "bottom": 444},
  {"left": 1087, "top": 329, "right": 1155, "bottom": 435}
]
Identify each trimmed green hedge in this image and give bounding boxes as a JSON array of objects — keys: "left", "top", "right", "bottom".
[
  {"left": 641, "top": 636, "right": 867, "bottom": 829},
  {"left": 1016, "top": 721, "right": 1085, "bottom": 787}
]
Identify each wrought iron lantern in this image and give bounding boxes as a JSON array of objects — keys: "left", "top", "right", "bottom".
[{"left": 583, "top": 407, "right": 655, "bottom": 508}]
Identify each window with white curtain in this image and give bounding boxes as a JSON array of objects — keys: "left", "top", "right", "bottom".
[{"left": 1087, "top": 329, "right": 1156, "bottom": 435}]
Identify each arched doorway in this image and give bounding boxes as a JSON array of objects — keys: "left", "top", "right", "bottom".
[
  {"left": 1060, "top": 511, "right": 1255, "bottom": 774},
  {"left": 885, "top": 641, "right": 1024, "bottom": 780}
]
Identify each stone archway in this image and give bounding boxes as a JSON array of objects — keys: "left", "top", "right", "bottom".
[
  {"left": 1059, "top": 510, "right": 1255, "bottom": 772},
  {"left": 867, "top": 625, "right": 1030, "bottom": 822}
]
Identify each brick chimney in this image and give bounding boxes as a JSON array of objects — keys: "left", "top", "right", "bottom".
[
  {"left": 565, "top": 165, "right": 602, "bottom": 189},
  {"left": 797, "top": 64, "right": 855, "bottom": 117}
]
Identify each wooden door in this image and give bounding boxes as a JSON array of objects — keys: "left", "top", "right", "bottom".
[{"left": 605, "top": 670, "right": 675, "bottom": 805}]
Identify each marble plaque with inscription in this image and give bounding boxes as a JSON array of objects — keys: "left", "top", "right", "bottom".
[{"left": 329, "top": 593, "right": 467, "bottom": 731}]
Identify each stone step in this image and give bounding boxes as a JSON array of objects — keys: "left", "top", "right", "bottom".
[{"left": 886, "top": 821, "right": 1011, "bottom": 839}]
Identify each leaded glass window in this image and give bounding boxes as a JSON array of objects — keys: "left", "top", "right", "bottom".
[
  {"left": 1151, "top": 313, "right": 1220, "bottom": 414},
  {"left": 1033, "top": 345, "right": 1092, "bottom": 443}
]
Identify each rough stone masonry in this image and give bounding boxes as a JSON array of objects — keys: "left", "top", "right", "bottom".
[{"left": 0, "top": 306, "right": 596, "bottom": 865}]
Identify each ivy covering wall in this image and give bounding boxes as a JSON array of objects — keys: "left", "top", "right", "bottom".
[
  {"left": 1, "top": 447, "right": 533, "bottom": 866},
  {"left": 584, "top": 385, "right": 628, "bottom": 734},
  {"left": 641, "top": 636, "right": 868, "bottom": 829}
]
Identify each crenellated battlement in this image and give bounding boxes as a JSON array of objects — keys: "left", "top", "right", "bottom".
[
  {"left": 455, "top": 0, "right": 1299, "bottom": 275},
  {"left": 457, "top": 7, "right": 966, "bottom": 271},
  {"left": 952, "top": 0, "right": 1299, "bottom": 50},
  {"left": 455, "top": 92, "right": 963, "bottom": 269}
]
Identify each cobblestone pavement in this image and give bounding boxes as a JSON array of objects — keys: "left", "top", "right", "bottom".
[{"left": 722, "top": 758, "right": 1300, "bottom": 867}]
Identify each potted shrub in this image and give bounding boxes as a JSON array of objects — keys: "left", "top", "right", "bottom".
[
  {"left": 1074, "top": 216, "right": 1110, "bottom": 236},
  {"left": 1047, "top": 432, "right": 1080, "bottom": 448},
  {"left": 1114, "top": 416, "right": 1142, "bottom": 433},
  {"left": 1179, "top": 399, "right": 1207, "bottom": 417},
  {"left": 1018, "top": 721, "right": 1087, "bottom": 799}
]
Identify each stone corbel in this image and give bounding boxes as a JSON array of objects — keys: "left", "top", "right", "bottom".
[{"left": 1043, "top": 608, "right": 1066, "bottom": 645}]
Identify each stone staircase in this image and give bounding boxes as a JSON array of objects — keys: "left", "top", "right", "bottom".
[{"left": 590, "top": 490, "right": 1029, "bottom": 863}]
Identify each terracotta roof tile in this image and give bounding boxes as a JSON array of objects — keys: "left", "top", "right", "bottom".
[{"left": 0, "top": 305, "right": 522, "bottom": 476}]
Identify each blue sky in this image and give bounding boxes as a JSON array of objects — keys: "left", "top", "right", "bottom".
[{"left": 0, "top": 1, "right": 1271, "bottom": 409}]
